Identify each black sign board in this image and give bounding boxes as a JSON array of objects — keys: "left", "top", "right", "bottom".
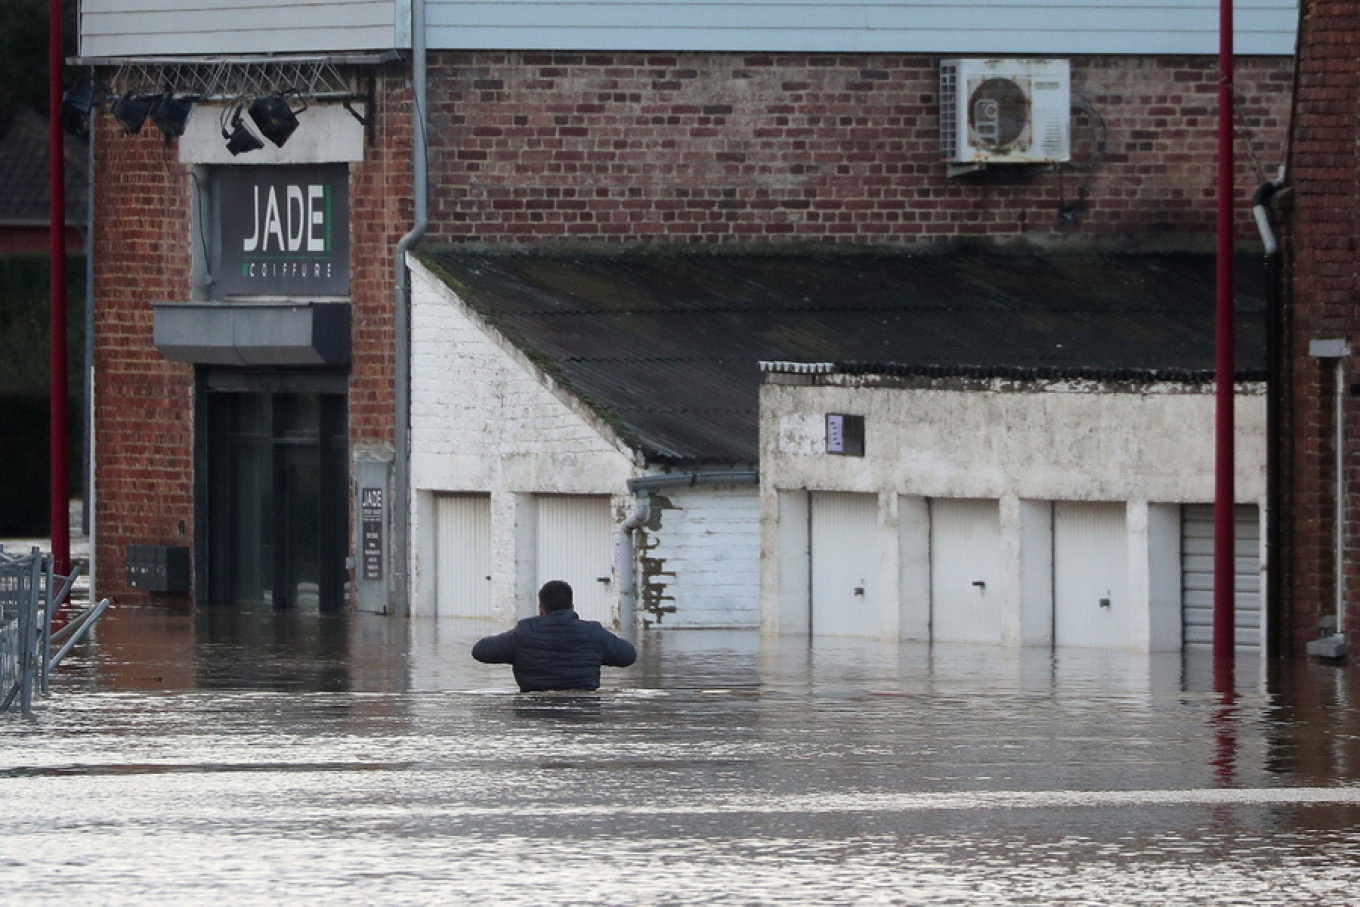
[
  {"left": 360, "top": 486, "right": 384, "bottom": 581},
  {"left": 214, "top": 164, "right": 350, "bottom": 298}
]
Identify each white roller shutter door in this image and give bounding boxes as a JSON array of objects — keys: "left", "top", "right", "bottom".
[
  {"left": 535, "top": 495, "right": 614, "bottom": 626},
  {"left": 1182, "top": 504, "right": 1261, "bottom": 649},
  {"left": 929, "top": 498, "right": 1002, "bottom": 644},
  {"left": 434, "top": 494, "right": 492, "bottom": 619},
  {"left": 809, "top": 492, "right": 880, "bottom": 638}
]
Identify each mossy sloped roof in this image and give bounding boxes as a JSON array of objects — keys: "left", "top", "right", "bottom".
[{"left": 420, "top": 248, "right": 1267, "bottom": 466}]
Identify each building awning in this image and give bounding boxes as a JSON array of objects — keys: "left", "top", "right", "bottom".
[{"left": 153, "top": 301, "right": 350, "bottom": 366}]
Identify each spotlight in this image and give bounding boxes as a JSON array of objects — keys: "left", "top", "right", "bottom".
[
  {"left": 222, "top": 109, "right": 264, "bottom": 155},
  {"left": 60, "top": 83, "right": 100, "bottom": 137},
  {"left": 248, "top": 91, "right": 306, "bottom": 148},
  {"left": 151, "top": 95, "right": 197, "bottom": 139},
  {"left": 112, "top": 94, "right": 156, "bottom": 134}
]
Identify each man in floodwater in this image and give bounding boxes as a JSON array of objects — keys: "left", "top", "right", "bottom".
[{"left": 471, "top": 580, "right": 637, "bottom": 692}]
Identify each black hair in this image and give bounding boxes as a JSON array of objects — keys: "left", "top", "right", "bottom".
[{"left": 538, "top": 580, "right": 574, "bottom": 611}]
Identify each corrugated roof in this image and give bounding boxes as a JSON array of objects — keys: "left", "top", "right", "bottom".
[{"left": 420, "top": 248, "right": 1268, "bottom": 466}]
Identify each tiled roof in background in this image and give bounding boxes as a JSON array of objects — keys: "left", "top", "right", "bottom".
[{"left": 0, "top": 107, "right": 90, "bottom": 227}]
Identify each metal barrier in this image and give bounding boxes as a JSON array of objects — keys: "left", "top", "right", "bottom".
[{"left": 1, "top": 545, "right": 107, "bottom": 716}]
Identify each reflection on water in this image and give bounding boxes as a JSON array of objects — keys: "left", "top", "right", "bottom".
[{"left": 2, "top": 605, "right": 1359, "bottom": 905}]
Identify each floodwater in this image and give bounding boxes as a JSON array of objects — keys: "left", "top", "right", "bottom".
[{"left": 3, "top": 605, "right": 1360, "bottom": 905}]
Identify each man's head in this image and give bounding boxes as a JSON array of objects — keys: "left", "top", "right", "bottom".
[{"left": 538, "top": 580, "right": 574, "bottom": 613}]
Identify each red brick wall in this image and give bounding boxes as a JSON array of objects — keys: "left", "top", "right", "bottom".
[
  {"left": 91, "top": 124, "right": 195, "bottom": 605},
  {"left": 1284, "top": 1, "right": 1360, "bottom": 655},
  {"left": 423, "top": 52, "right": 1291, "bottom": 247},
  {"left": 349, "top": 68, "right": 413, "bottom": 446},
  {"left": 91, "top": 65, "right": 413, "bottom": 603},
  {"left": 92, "top": 51, "right": 1293, "bottom": 607}
]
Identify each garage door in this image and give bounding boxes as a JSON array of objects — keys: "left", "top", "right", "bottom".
[
  {"left": 930, "top": 499, "right": 1002, "bottom": 644},
  {"left": 1054, "top": 502, "right": 1129, "bottom": 648},
  {"left": 536, "top": 495, "right": 614, "bottom": 626},
  {"left": 434, "top": 494, "right": 492, "bottom": 619},
  {"left": 1182, "top": 504, "right": 1261, "bottom": 649},
  {"left": 809, "top": 492, "right": 880, "bottom": 638}
]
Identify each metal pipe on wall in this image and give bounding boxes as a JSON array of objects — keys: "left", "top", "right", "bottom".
[
  {"left": 1252, "top": 171, "right": 1285, "bottom": 657},
  {"left": 392, "top": 0, "right": 428, "bottom": 617},
  {"left": 1332, "top": 357, "right": 1346, "bottom": 637}
]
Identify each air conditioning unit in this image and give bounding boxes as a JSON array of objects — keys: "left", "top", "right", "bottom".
[{"left": 940, "top": 59, "right": 1071, "bottom": 166}]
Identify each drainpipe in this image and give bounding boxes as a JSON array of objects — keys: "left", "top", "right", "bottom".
[
  {"left": 614, "top": 494, "right": 650, "bottom": 635},
  {"left": 616, "top": 469, "right": 759, "bottom": 632},
  {"left": 1252, "top": 169, "right": 1284, "bottom": 657},
  {"left": 392, "top": 0, "right": 428, "bottom": 617}
]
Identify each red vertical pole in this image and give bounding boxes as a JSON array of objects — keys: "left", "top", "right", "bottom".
[
  {"left": 49, "top": 0, "right": 71, "bottom": 582},
  {"left": 1213, "top": 0, "right": 1236, "bottom": 686}
]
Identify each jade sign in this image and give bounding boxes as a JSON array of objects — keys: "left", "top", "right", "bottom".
[{"left": 215, "top": 164, "right": 350, "bottom": 297}]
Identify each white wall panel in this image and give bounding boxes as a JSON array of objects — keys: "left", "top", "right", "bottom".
[
  {"left": 643, "top": 487, "right": 762, "bottom": 628},
  {"left": 426, "top": 0, "right": 1296, "bottom": 56},
  {"left": 81, "top": 0, "right": 1296, "bottom": 59},
  {"left": 80, "top": 0, "right": 401, "bottom": 58}
]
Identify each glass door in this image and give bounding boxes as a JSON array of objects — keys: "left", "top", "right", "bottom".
[{"left": 205, "top": 389, "right": 347, "bottom": 612}]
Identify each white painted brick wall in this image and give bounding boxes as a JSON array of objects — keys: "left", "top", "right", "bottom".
[
  {"left": 408, "top": 259, "right": 635, "bottom": 618},
  {"left": 639, "top": 487, "right": 762, "bottom": 629},
  {"left": 409, "top": 260, "right": 633, "bottom": 494},
  {"left": 409, "top": 258, "right": 763, "bottom": 630}
]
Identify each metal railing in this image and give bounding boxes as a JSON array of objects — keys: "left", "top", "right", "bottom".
[{"left": 1, "top": 546, "right": 109, "bottom": 716}]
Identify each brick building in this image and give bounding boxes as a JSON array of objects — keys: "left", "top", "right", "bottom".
[
  {"left": 74, "top": 2, "right": 1297, "bottom": 639},
  {"left": 1282, "top": 0, "right": 1359, "bottom": 658}
]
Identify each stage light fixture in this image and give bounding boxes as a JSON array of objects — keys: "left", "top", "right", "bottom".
[
  {"left": 60, "top": 83, "right": 100, "bottom": 137},
  {"left": 151, "top": 95, "right": 197, "bottom": 138},
  {"left": 248, "top": 91, "right": 306, "bottom": 147},
  {"left": 222, "top": 108, "right": 264, "bottom": 155},
  {"left": 112, "top": 94, "right": 157, "bottom": 134}
]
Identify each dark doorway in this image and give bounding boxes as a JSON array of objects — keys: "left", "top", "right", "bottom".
[{"left": 201, "top": 375, "right": 348, "bottom": 612}]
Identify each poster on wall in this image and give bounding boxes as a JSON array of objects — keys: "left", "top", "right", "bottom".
[{"left": 214, "top": 164, "right": 350, "bottom": 298}]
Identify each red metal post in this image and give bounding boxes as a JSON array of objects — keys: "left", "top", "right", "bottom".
[
  {"left": 48, "top": 0, "right": 70, "bottom": 580},
  {"left": 1213, "top": 0, "right": 1236, "bottom": 685}
]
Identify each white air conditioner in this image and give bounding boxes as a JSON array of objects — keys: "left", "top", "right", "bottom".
[{"left": 940, "top": 59, "right": 1071, "bottom": 165}]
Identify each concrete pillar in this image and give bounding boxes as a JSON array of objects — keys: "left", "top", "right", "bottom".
[{"left": 898, "top": 495, "right": 931, "bottom": 640}]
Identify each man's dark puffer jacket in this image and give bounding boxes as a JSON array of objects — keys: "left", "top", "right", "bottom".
[{"left": 471, "top": 609, "right": 637, "bottom": 692}]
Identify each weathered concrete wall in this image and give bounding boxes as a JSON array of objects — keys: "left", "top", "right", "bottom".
[
  {"left": 760, "top": 378, "right": 1266, "bottom": 503},
  {"left": 758, "top": 376, "right": 1267, "bottom": 650}
]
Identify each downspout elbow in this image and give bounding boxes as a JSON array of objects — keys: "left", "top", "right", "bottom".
[
  {"left": 615, "top": 492, "right": 651, "bottom": 636},
  {"left": 1251, "top": 167, "right": 1285, "bottom": 257}
]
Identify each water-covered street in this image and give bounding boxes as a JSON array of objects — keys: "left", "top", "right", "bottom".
[{"left": 3, "top": 605, "right": 1359, "bottom": 905}]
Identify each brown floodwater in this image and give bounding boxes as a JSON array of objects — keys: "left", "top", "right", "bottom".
[{"left": 2, "top": 603, "right": 1359, "bottom": 905}]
